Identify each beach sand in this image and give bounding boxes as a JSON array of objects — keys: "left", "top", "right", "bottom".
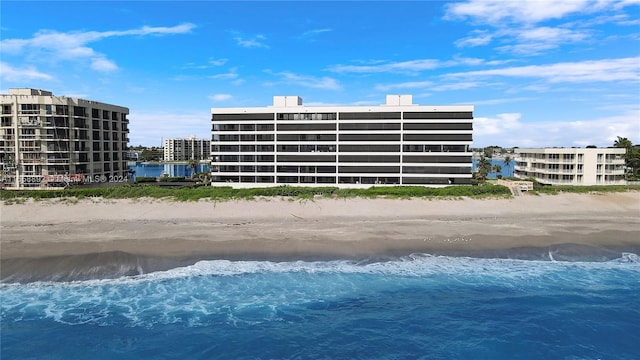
[{"left": 1, "top": 192, "right": 639, "bottom": 281}]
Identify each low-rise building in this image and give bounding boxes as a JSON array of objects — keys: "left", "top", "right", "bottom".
[
  {"left": 514, "top": 148, "right": 626, "bottom": 185},
  {"left": 0, "top": 88, "right": 130, "bottom": 189}
]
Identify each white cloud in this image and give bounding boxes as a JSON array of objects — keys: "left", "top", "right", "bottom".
[
  {"left": 298, "top": 28, "right": 333, "bottom": 41},
  {"left": 455, "top": 30, "right": 494, "bottom": 47},
  {"left": 0, "top": 62, "right": 53, "bottom": 82},
  {"left": 208, "top": 58, "right": 228, "bottom": 66},
  {"left": 91, "top": 57, "right": 119, "bottom": 72},
  {"left": 471, "top": 97, "right": 536, "bottom": 106},
  {"left": 375, "top": 81, "right": 433, "bottom": 91},
  {"left": 209, "top": 67, "right": 239, "bottom": 80},
  {"left": 473, "top": 109, "right": 640, "bottom": 147},
  {"left": 329, "top": 57, "right": 511, "bottom": 75},
  {"left": 376, "top": 80, "right": 482, "bottom": 92},
  {"left": 267, "top": 72, "right": 341, "bottom": 90},
  {"left": 302, "top": 28, "right": 332, "bottom": 36},
  {"left": 182, "top": 58, "right": 229, "bottom": 69},
  {"left": 446, "top": 1, "right": 637, "bottom": 56},
  {"left": 1, "top": 23, "right": 195, "bottom": 72},
  {"left": 447, "top": 57, "right": 640, "bottom": 83},
  {"left": 495, "top": 26, "right": 591, "bottom": 55},
  {"left": 209, "top": 94, "right": 233, "bottom": 102},
  {"left": 328, "top": 59, "right": 441, "bottom": 74},
  {"left": 445, "top": 0, "right": 602, "bottom": 25},
  {"left": 234, "top": 34, "right": 269, "bottom": 48}
]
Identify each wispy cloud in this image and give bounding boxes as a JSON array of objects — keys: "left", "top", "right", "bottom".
[
  {"left": 375, "top": 81, "right": 433, "bottom": 92},
  {"left": 0, "top": 62, "right": 53, "bottom": 82},
  {"left": 182, "top": 58, "right": 228, "bottom": 69},
  {"left": 497, "top": 26, "right": 591, "bottom": 55},
  {"left": 455, "top": 30, "right": 494, "bottom": 48},
  {"left": 446, "top": 1, "right": 637, "bottom": 56},
  {"left": 234, "top": 34, "right": 269, "bottom": 48},
  {"left": 329, "top": 57, "right": 511, "bottom": 75},
  {"left": 377, "top": 80, "right": 482, "bottom": 92},
  {"left": 297, "top": 28, "right": 332, "bottom": 41},
  {"left": 328, "top": 59, "right": 441, "bottom": 74},
  {"left": 1, "top": 23, "right": 195, "bottom": 73},
  {"left": 209, "top": 67, "right": 239, "bottom": 80},
  {"left": 469, "top": 97, "right": 536, "bottom": 106},
  {"left": 209, "top": 94, "right": 233, "bottom": 102},
  {"left": 444, "top": 0, "right": 604, "bottom": 25},
  {"left": 266, "top": 71, "right": 341, "bottom": 90},
  {"left": 446, "top": 57, "right": 640, "bottom": 83}
]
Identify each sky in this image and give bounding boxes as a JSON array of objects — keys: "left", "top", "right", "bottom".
[{"left": 1, "top": 0, "right": 639, "bottom": 148}]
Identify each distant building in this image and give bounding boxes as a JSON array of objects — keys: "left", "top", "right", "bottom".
[
  {"left": 514, "top": 148, "right": 626, "bottom": 185},
  {"left": 0, "top": 88, "right": 130, "bottom": 189},
  {"left": 127, "top": 150, "right": 141, "bottom": 161},
  {"left": 211, "top": 95, "right": 474, "bottom": 187},
  {"left": 163, "top": 136, "right": 210, "bottom": 161}
]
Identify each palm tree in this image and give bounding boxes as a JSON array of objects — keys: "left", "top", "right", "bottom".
[
  {"left": 614, "top": 136, "right": 632, "bottom": 149},
  {"left": 614, "top": 136, "right": 639, "bottom": 179},
  {"left": 491, "top": 164, "right": 502, "bottom": 175},
  {"left": 476, "top": 155, "right": 491, "bottom": 181},
  {"left": 503, "top": 155, "right": 512, "bottom": 177},
  {"left": 187, "top": 159, "right": 199, "bottom": 179}
]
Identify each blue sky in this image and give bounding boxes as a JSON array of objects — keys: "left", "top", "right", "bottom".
[{"left": 1, "top": 0, "right": 639, "bottom": 147}]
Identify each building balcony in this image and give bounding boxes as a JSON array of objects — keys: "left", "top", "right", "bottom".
[
  {"left": 605, "top": 169, "right": 625, "bottom": 175},
  {"left": 44, "top": 158, "right": 71, "bottom": 164}
]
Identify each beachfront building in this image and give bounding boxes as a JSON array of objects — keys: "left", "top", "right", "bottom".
[
  {"left": 210, "top": 95, "right": 473, "bottom": 187},
  {"left": 163, "top": 136, "right": 211, "bottom": 161},
  {"left": 514, "top": 148, "right": 626, "bottom": 186},
  {"left": 0, "top": 88, "right": 130, "bottom": 189}
]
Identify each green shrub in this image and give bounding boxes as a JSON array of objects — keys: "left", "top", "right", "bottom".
[
  {"left": 135, "top": 176, "right": 157, "bottom": 183},
  {"left": 159, "top": 177, "right": 189, "bottom": 182},
  {"left": 2, "top": 183, "right": 638, "bottom": 202}
]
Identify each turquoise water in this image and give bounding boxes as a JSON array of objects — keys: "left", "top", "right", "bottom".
[{"left": 2, "top": 254, "right": 639, "bottom": 359}]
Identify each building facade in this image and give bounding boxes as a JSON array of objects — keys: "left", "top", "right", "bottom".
[
  {"left": 163, "top": 136, "right": 211, "bottom": 161},
  {"left": 211, "top": 95, "right": 473, "bottom": 187},
  {"left": 0, "top": 88, "right": 130, "bottom": 189},
  {"left": 514, "top": 148, "right": 626, "bottom": 185}
]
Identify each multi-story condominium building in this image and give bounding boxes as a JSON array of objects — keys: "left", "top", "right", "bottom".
[
  {"left": 514, "top": 148, "right": 626, "bottom": 185},
  {"left": 211, "top": 95, "right": 473, "bottom": 187},
  {"left": 163, "top": 135, "right": 210, "bottom": 161},
  {"left": 0, "top": 88, "right": 130, "bottom": 189}
]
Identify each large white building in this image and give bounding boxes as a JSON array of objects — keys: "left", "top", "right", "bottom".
[
  {"left": 514, "top": 148, "right": 626, "bottom": 185},
  {"left": 211, "top": 95, "right": 473, "bottom": 187},
  {"left": 163, "top": 136, "right": 210, "bottom": 161},
  {"left": 0, "top": 88, "right": 130, "bottom": 189}
]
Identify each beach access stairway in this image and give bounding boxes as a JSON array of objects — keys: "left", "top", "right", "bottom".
[{"left": 497, "top": 179, "right": 534, "bottom": 197}]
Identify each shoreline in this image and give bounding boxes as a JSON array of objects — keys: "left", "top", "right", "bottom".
[{"left": 2, "top": 192, "right": 639, "bottom": 282}]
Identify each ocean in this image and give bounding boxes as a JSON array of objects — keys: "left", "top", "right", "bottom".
[{"left": 2, "top": 253, "right": 639, "bottom": 359}]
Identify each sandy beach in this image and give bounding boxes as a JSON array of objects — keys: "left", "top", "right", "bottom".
[{"left": 2, "top": 192, "right": 639, "bottom": 281}]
